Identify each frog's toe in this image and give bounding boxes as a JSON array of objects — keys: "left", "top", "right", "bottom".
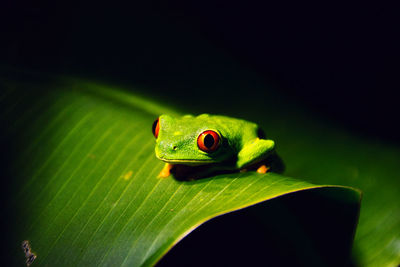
[
  {"left": 158, "top": 163, "right": 173, "bottom": 178},
  {"left": 256, "top": 165, "right": 270, "bottom": 174}
]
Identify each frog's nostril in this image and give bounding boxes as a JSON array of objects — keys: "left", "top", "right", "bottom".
[{"left": 172, "top": 146, "right": 177, "bottom": 151}]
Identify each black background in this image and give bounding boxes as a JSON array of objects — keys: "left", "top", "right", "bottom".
[{"left": 1, "top": 1, "right": 399, "bottom": 142}]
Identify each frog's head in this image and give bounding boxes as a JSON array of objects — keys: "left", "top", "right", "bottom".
[{"left": 152, "top": 114, "right": 234, "bottom": 165}]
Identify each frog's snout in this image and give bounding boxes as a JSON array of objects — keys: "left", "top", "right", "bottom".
[
  {"left": 155, "top": 141, "right": 180, "bottom": 160},
  {"left": 162, "top": 142, "right": 179, "bottom": 152},
  {"left": 167, "top": 143, "right": 179, "bottom": 154}
]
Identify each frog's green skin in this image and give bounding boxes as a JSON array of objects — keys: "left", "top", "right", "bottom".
[{"left": 154, "top": 114, "right": 276, "bottom": 177}]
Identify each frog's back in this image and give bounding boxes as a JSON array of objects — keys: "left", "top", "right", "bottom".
[{"left": 198, "top": 114, "right": 260, "bottom": 147}]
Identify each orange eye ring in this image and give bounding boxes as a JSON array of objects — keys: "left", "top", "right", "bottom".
[
  {"left": 152, "top": 118, "right": 160, "bottom": 138},
  {"left": 197, "top": 130, "right": 220, "bottom": 153}
]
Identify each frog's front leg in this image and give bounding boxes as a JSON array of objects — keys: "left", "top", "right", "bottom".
[{"left": 236, "top": 138, "right": 275, "bottom": 173}]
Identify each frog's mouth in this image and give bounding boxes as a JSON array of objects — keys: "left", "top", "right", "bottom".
[
  {"left": 156, "top": 155, "right": 223, "bottom": 179},
  {"left": 156, "top": 155, "right": 215, "bottom": 166}
]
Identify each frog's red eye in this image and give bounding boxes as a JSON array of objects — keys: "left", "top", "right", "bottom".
[
  {"left": 197, "top": 130, "right": 220, "bottom": 153},
  {"left": 152, "top": 118, "right": 160, "bottom": 138}
]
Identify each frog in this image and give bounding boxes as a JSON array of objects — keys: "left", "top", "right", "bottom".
[{"left": 152, "top": 114, "right": 283, "bottom": 179}]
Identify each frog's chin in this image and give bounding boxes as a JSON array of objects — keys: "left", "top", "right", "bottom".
[{"left": 156, "top": 155, "right": 215, "bottom": 166}]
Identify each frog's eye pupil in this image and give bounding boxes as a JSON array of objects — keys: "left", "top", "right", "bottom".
[
  {"left": 197, "top": 130, "right": 220, "bottom": 153},
  {"left": 204, "top": 134, "right": 215, "bottom": 148},
  {"left": 152, "top": 118, "right": 160, "bottom": 138}
]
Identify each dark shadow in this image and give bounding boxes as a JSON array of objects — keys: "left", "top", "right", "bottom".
[
  {"left": 171, "top": 152, "right": 285, "bottom": 182},
  {"left": 157, "top": 187, "right": 360, "bottom": 267}
]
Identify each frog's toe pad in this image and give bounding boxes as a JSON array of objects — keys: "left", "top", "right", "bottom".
[
  {"left": 158, "top": 163, "right": 173, "bottom": 178},
  {"left": 256, "top": 165, "right": 270, "bottom": 174}
]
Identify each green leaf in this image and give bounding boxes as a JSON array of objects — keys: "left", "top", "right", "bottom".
[{"left": 1, "top": 76, "right": 360, "bottom": 266}]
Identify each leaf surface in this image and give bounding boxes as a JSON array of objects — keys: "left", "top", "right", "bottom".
[{"left": 1, "top": 77, "right": 361, "bottom": 266}]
